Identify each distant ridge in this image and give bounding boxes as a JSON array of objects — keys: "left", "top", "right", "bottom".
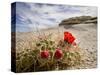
[{"left": 59, "top": 16, "right": 97, "bottom": 26}]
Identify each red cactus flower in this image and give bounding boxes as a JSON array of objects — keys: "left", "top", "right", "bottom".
[
  {"left": 54, "top": 48, "right": 63, "bottom": 59},
  {"left": 64, "top": 32, "right": 75, "bottom": 44},
  {"left": 40, "top": 50, "right": 49, "bottom": 59}
]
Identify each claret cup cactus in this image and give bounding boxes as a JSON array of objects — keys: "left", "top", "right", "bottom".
[{"left": 16, "top": 32, "right": 82, "bottom": 72}]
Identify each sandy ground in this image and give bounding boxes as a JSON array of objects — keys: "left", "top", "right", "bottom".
[
  {"left": 60, "top": 23, "right": 97, "bottom": 69},
  {"left": 16, "top": 23, "right": 97, "bottom": 69}
]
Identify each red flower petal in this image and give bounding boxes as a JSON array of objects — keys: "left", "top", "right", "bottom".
[{"left": 64, "top": 32, "right": 75, "bottom": 44}]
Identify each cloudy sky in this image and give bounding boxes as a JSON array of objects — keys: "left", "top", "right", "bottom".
[{"left": 12, "top": 2, "right": 97, "bottom": 32}]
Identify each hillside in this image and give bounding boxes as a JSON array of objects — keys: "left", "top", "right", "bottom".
[{"left": 59, "top": 16, "right": 97, "bottom": 26}]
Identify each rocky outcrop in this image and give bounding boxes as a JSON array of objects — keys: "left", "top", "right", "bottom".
[{"left": 59, "top": 16, "right": 97, "bottom": 26}]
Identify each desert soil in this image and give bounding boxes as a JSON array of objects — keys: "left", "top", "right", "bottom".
[{"left": 16, "top": 23, "right": 97, "bottom": 69}]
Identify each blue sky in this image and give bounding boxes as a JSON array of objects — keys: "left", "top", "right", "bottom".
[{"left": 12, "top": 2, "right": 97, "bottom": 32}]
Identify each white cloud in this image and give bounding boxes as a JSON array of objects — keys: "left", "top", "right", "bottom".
[{"left": 15, "top": 2, "right": 97, "bottom": 32}]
